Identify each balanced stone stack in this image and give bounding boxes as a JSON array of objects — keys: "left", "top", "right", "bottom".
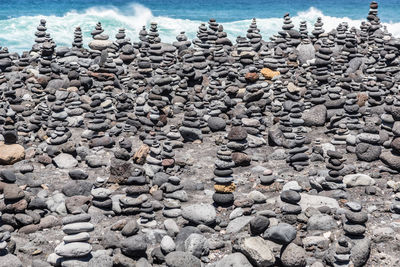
[
  {"left": 343, "top": 202, "right": 368, "bottom": 237},
  {"left": 0, "top": 48, "right": 12, "bottom": 73},
  {"left": 216, "top": 25, "right": 233, "bottom": 47},
  {"left": 161, "top": 140, "right": 175, "bottom": 168},
  {"left": 280, "top": 189, "right": 302, "bottom": 224},
  {"left": 193, "top": 23, "right": 209, "bottom": 48},
  {"left": 139, "top": 26, "right": 148, "bottom": 42},
  {"left": 179, "top": 106, "right": 203, "bottom": 142},
  {"left": 113, "top": 28, "right": 129, "bottom": 52},
  {"left": 314, "top": 39, "right": 333, "bottom": 84},
  {"left": 354, "top": 117, "right": 381, "bottom": 161},
  {"left": 282, "top": 13, "right": 301, "bottom": 48},
  {"left": 275, "top": 14, "right": 292, "bottom": 52},
  {"left": 329, "top": 237, "right": 352, "bottom": 267},
  {"left": 213, "top": 145, "right": 235, "bottom": 207},
  {"left": 46, "top": 101, "right": 72, "bottom": 145},
  {"left": 162, "top": 131, "right": 181, "bottom": 158},
  {"left": 246, "top": 18, "right": 262, "bottom": 51},
  {"left": 72, "top": 27, "right": 83, "bottom": 49},
  {"left": 50, "top": 214, "right": 93, "bottom": 265},
  {"left": 88, "top": 22, "right": 113, "bottom": 53},
  {"left": 365, "top": 78, "right": 386, "bottom": 112},
  {"left": 299, "top": 21, "right": 308, "bottom": 40},
  {"left": 32, "top": 19, "right": 48, "bottom": 53},
  {"left": 343, "top": 92, "right": 362, "bottom": 131},
  {"left": 367, "top": 1, "right": 381, "bottom": 36},
  {"left": 325, "top": 81, "right": 345, "bottom": 125},
  {"left": 173, "top": 31, "right": 191, "bottom": 51},
  {"left": 117, "top": 30, "right": 136, "bottom": 64},
  {"left": 312, "top": 17, "right": 325, "bottom": 41},
  {"left": 206, "top": 19, "right": 219, "bottom": 47},
  {"left": 148, "top": 43, "right": 164, "bottom": 67},
  {"left": 148, "top": 22, "right": 161, "bottom": 44},
  {"left": 91, "top": 187, "right": 112, "bottom": 212},
  {"left": 2, "top": 116, "right": 18, "bottom": 144},
  {"left": 323, "top": 150, "right": 346, "bottom": 191},
  {"left": 161, "top": 175, "right": 188, "bottom": 209},
  {"left": 118, "top": 169, "right": 152, "bottom": 221},
  {"left": 287, "top": 133, "right": 309, "bottom": 171},
  {"left": 381, "top": 97, "right": 400, "bottom": 172},
  {"left": 144, "top": 140, "right": 163, "bottom": 177},
  {"left": 236, "top": 37, "right": 255, "bottom": 66},
  {"left": 115, "top": 93, "right": 134, "bottom": 125},
  {"left": 343, "top": 28, "right": 358, "bottom": 61},
  {"left": 0, "top": 172, "right": 30, "bottom": 232},
  {"left": 227, "top": 120, "right": 249, "bottom": 159}
]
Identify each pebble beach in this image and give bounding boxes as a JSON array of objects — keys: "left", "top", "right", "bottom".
[{"left": 0, "top": 1, "right": 400, "bottom": 266}]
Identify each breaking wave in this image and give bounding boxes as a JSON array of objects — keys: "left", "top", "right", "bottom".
[{"left": 0, "top": 3, "right": 400, "bottom": 53}]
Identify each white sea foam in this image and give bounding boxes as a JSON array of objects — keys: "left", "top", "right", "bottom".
[{"left": 0, "top": 3, "right": 400, "bottom": 53}]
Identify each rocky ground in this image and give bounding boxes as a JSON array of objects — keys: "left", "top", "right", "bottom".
[{"left": 1, "top": 1, "right": 400, "bottom": 267}]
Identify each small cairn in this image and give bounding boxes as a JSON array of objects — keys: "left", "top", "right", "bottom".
[{"left": 213, "top": 145, "right": 236, "bottom": 206}]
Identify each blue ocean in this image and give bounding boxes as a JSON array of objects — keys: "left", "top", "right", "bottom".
[{"left": 1, "top": 0, "right": 400, "bottom": 53}]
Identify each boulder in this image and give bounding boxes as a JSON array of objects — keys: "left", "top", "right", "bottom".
[
  {"left": 53, "top": 153, "right": 78, "bottom": 169},
  {"left": 0, "top": 143, "right": 25, "bottom": 165},
  {"left": 302, "top": 105, "right": 327, "bottom": 127},
  {"left": 182, "top": 204, "right": 216, "bottom": 226},
  {"left": 234, "top": 236, "right": 275, "bottom": 266}
]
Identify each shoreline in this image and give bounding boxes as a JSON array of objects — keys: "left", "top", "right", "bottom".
[{"left": 0, "top": 1, "right": 399, "bottom": 266}]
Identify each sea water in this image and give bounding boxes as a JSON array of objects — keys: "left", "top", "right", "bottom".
[{"left": 1, "top": 0, "right": 400, "bottom": 53}]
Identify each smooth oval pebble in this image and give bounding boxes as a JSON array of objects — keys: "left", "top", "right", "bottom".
[
  {"left": 55, "top": 242, "right": 92, "bottom": 257},
  {"left": 62, "top": 222, "right": 94, "bottom": 234}
]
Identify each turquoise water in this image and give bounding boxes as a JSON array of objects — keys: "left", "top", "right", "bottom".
[{"left": 1, "top": 0, "right": 400, "bottom": 53}]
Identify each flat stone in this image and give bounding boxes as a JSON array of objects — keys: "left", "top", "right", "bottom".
[
  {"left": 55, "top": 242, "right": 92, "bottom": 257},
  {"left": 307, "top": 214, "right": 337, "bottom": 231},
  {"left": 234, "top": 236, "right": 275, "bottom": 266},
  {"left": 343, "top": 174, "right": 375, "bottom": 187},
  {"left": 227, "top": 216, "right": 254, "bottom": 234},
  {"left": 0, "top": 253, "right": 23, "bottom": 267},
  {"left": 213, "top": 252, "right": 252, "bottom": 267},
  {"left": 182, "top": 204, "right": 216, "bottom": 226},
  {"left": 62, "top": 222, "right": 94, "bottom": 234},
  {"left": 264, "top": 223, "right": 296, "bottom": 245},
  {"left": 297, "top": 193, "right": 339, "bottom": 210},
  {"left": 53, "top": 153, "right": 78, "bottom": 169},
  {"left": 165, "top": 251, "right": 201, "bottom": 267}
]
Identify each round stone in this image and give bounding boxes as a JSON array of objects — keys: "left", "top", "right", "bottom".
[
  {"left": 280, "top": 190, "right": 301, "bottom": 204},
  {"left": 212, "top": 192, "right": 234, "bottom": 206}
]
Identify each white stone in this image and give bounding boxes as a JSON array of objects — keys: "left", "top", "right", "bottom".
[{"left": 343, "top": 174, "right": 375, "bottom": 187}]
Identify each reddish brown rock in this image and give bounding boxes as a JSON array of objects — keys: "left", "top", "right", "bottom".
[
  {"left": 227, "top": 126, "right": 248, "bottom": 141},
  {"left": 162, "top": 158, "right": 175, "bottom": 167},
  {"left": 245, "top": 72, "right": 259, "bottom": 82},
  {"left": 87, "top": 71, "right": 116, "bottom": 81},
  {"left": 357, "top": 92, "right": 368, "bottom": 107},
  {"left": 37, "top": 154, "right": 52, "bottom": 165},
  {"left": 133, "top": 144, "right": 150, "bottom": 165}
]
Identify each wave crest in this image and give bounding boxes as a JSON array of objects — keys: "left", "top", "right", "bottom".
[{"left": 0, "top": 4, "right": 399, "bottom": 53}]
